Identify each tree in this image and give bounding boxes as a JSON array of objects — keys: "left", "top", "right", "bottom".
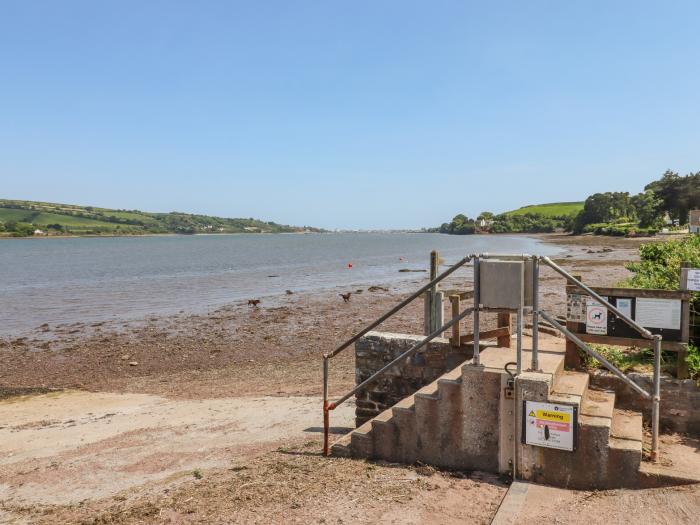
[
  {"left": 645, "top": 170, "right": 700, "bottom": 224},
  {"left": 573, "top": 192, "right": 635, "bottom": 233},
  {"left": 10, "top": 222, "right": 35, "bottom": 237},
  {"left": 631, "top": 190, "right": 663, "bottom": 228}
]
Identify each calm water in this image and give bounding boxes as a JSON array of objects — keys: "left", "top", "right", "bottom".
[{"left": 0, "top": 233, "right": 561, "bottom": 336}]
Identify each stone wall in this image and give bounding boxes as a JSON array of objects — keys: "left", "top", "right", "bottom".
[
  {"left": 354, "top": 331, "right": 473, "bottom": 426},
  {"left": 590, "top": 370, "right": 700, "bottom": 436}
]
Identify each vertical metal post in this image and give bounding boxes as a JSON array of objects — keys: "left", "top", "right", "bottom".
[
  {"left": 473, "top": 256, "right": 481, "bottom": 365},
  {"left": 651, "top": 335, "right": 661, "bottom": 462},
  {"left": 516, "top": 305, "right": 523, "bottom": 374},
  {"left": 323, "top": 355, "right": 330, "bottom": 456},
  {"left": 450, "top": 295, "right": 461, "bottom": 347},
  {"left": 531, "top": 256, "right": 540, "bottom": 371},
  {"left": 425, "top": 251, "right": 440, "bottom": 335}
]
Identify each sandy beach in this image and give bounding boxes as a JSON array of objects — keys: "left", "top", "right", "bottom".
[{"left": 1, "top": 233, "right": 697, "bottom": 524}]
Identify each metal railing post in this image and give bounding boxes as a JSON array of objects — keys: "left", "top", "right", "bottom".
[
  {"left": 323, "top": 355, "right": 330, "bottom": 456},
  {"left": 516, "top": 304, "right": 523, "bottom": 374},
  {"left": 531, "top": 256, "right": 539, "bottom": 370},
  {"left": 473, "top": 256, "right": 481, "bottom": 365},
  {"left": 651, "top": 335, "right": 662, "bottom": 462}
]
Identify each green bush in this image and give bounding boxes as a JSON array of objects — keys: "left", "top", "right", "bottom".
[
  {"left": 688, "top": 344, "right": 700, "bottom": 380},
  {"left": 622, "top": 236, "right": 700, "bottom": 381},
  {"left": 623, "top": 235, "right": 700, "bottom": 290},
  {"left": 10, "top": 222, "right": 35, "bottom": 237},
  {"left": 582, "top": 222, "right": 657, "bottom": 237}
]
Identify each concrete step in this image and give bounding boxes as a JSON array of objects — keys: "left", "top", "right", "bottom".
[
  {"left": 608, "top": 436, "right": 642, "bottom": 488},
  {"left": 606, "top": 408, "right": 643, "bottom": 488},
  {"left": 611, "top": 409, "right": 644, "bottom": 443},
  {"left": 391, "top": 396, "right": 419, "bottom": 463},
  {"left": 549, "top": 370, "right": 589, "bottom": 407},
  {"left": 415, "top": 390, "right": 441, "bottom": 464},
  {"left": 437, "top": 365, "right": 463, "bottom": 385},
  {"left": 330, "top": 433, "right": 352, "bottom": 457},
  {"left": 438, "top": 372, "right": 465, "bottom": 469},
  {"left": 349, "top": 419, "right": 375, "bottom": 458},
  {"left": 371, "top": 409, "right": 398, "bottom": 461},
  {"left": 581, "top": 389, "right": 615, "bottom": 420}
]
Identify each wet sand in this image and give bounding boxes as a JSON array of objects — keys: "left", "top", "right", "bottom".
[{"left": 0, "top": 233, "right": 642, "bottom": 400}]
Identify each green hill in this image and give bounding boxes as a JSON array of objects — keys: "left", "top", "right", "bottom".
[
  {"left": 0, "top": 199, "right": 321, "bottom": 237},
  {"left": 505, "top": 201, "right": 583, "bottom": 218}
]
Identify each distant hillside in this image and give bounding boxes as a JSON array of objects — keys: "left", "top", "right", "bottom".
[
  {"left": 0, "top": 199, "right": 322, "bottom": 237},
  {"left": 505, "top": 202, "right": 583, "bottom": 218}
]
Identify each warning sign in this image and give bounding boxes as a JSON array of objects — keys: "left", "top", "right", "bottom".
[
  {"left": 523, "top": 401, "right": 577, "bottom": 451},
  {"left": 586, "top": 298, "right": 608, "bottom": 335}
]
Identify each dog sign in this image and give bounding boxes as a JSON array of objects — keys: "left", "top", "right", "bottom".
[{"left": 586, "top": 298, "right": 608, "bottom": 335}]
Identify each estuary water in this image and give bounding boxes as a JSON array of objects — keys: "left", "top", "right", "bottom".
[{"left": 0, "top": 233, "right": 562, "bottom": 336}]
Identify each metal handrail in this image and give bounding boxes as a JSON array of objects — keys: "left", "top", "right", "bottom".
[
  {"left": 538, "top": 256, "right": 661, "bottom": 460},
  {"left": 325, "top": 255, "right": 472, "bottom": 360},
  {"left": 540, "top": 256, "right": 653, "bottom": 339},
  {"left": 538, "top": 311, "right": 651, "bottom": 399},
  {"left": 323, "top": 305, "right": 475, "bottom": 455},
  {"left": 322, "top": 252, "right": 664, "bottom": 462},
  {"left": 322, "top": 255, "right": 473, "bottom": 455}
]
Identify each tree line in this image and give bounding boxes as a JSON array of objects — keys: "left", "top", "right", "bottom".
[{"left": 437, "top": 170, "right": 700, "bottom": 236}]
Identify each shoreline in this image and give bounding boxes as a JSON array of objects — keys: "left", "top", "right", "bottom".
[{"left": 0, "top": 232, "right": 635, "bottom": 399}]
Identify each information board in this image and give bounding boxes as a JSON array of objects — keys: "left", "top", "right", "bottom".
[
  {"left": 565, "top": 292, "right": 684, "bottom": 342},
  {"left": 681, "top": 268, "right": 700, "bottom": 292},
  {"left": 522, "top": 401, "right": 577, "bottom": 451}
]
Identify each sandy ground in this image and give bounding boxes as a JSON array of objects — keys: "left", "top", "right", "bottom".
[
  {"left": 0, "top": 391, "right": 355, "bottom": 505},
  {"left": 0, "top": 233, "right": 697, "bottom": 524},
  {"left": 500, "top": 481, "right": 700, "bottom": 524}
]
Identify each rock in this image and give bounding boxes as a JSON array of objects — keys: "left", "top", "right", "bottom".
[
  {"left": 128, "top": 361, "right": 138, "bottom": 366},
  {"left": 368, "top": 286, "right": 389, "bottom": 292},
  {"left": 285, "top": 290, "right": 294, "bottom": 295},
  {"left": 121, "top": 355, "right": 130, "bottom": 360}
]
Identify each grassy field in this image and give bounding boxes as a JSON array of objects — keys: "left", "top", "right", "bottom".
[
  {"left": 505, "top": 201, "right": 583, "bottom": 217},
  {"left": 0, "top": 208, "right": 121, "bottom": 230},
  {"left": 0, "top": 199, "right": 318, "bottom": 236}
]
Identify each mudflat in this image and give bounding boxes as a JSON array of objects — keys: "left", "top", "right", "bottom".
[{"left": 0, "top": 234, "right": 694, "bottom": 524}]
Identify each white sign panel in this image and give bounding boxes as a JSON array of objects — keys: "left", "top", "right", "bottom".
[
  {"left": 682, "top": 268, "right": 700, "bottom": 292},
  {"left": 524, "top": 401, "right": 576, "bottom": 451},
  {"left": 616, "top": 298, "right": 633, "bottom": 320},
  {"left": 586, "top": 298, "right": 608, "bottom": 335},
  {"left": 566, "top": 293, "right": 586, "bottom": 323},
  {"left": 636, "top": 298, "right": 681, "bottom": 330}
]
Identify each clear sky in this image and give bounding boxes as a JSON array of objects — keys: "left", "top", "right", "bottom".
[{"left": 2, "top": 1, "right": 699, "bottom": 230}]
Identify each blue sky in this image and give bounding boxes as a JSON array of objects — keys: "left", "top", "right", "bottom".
[{"left": 2, "top": 1, "right": 699, "bottom": 229}]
